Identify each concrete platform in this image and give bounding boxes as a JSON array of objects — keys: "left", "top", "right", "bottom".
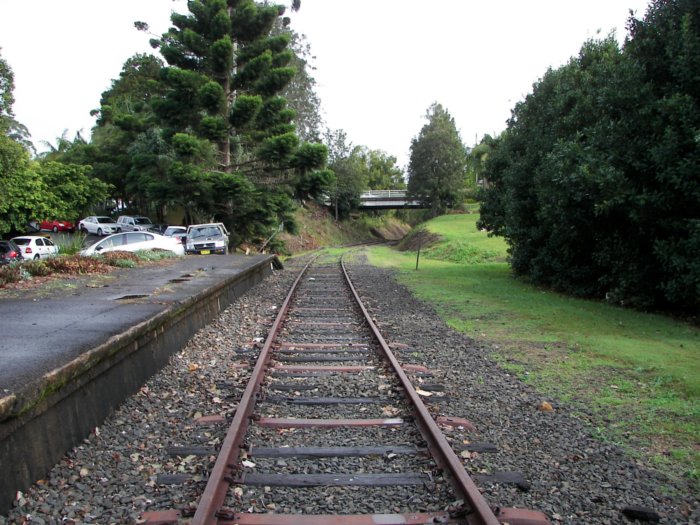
[{"left": 0, "top": 253, "right": 282, "bottom": 513}]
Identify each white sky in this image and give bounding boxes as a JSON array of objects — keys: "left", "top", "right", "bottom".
[{"left": 1, "top": 0, "right": 650, "bottom": 168}]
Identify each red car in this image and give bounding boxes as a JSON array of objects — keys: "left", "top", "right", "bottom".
[{"left": 40, "top": 219, "right": 75, "bottom": 233}]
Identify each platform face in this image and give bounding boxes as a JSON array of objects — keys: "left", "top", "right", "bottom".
[{"left": 0, "top": 254, "right": 271, "bottom": 392}]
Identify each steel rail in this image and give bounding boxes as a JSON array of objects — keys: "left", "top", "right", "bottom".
[
  {"left": 340, "top": 258, "right": 501, "bottom": 525},
  {"left": 190, "top": 258, "right": 315, "bottom": 525}
]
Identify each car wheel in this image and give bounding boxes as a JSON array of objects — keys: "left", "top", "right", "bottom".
[
  {"left": 52, "top": 226, "right": 58, "bottom": 233},
  {"left": 117, "top": 227, "right": 122, "bottom": 233},
  {"left": 97, "top": 228, "right": 103, "bottom": 236},
  {"left": 80, "top": 225, "right": 87, "bottom": 232},
  {"left": 34, "top": 254, "right": 40, "bottom": 260}
]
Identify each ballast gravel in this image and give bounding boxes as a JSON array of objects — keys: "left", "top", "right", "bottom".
[{"left": 1, "top": 253, "right": 697, "bottom": 524}]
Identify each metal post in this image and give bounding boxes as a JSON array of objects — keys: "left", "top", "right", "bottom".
[{"left": 415, "top": 237, "right": 422, "bottom": 270}]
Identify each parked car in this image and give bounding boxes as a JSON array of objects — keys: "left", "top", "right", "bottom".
[
  {"left": 78, "top": 216, "right": 121, "bottom": 236},
  {"left": 11, "top": 236, "right": 58, "bottom": 260},
  {"left": 116, "top": 215, "right": 156, "bottom": 232},
  {"left": 0, "top": 240, "right": 22, "bottom": 265},
  {"left": 163, "top": 226, "right": 188, "bottom": 245},
  {"left": 39, "top": 219, "right": 75, "bottom": 233},
  {"left": 81, "top": 232, "right": 185, "bottom": 256},
  {"left": 185, "top": 223, "right": 230, "bottom": 255},
  {"left": 163, "top": 226, "right": 187, "bottom": 237}
]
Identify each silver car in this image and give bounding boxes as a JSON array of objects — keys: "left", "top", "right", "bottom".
[{"left": 78, "top": 216, "right": 121, "bottom": 236}]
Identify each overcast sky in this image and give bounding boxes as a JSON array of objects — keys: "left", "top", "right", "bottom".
[{"left": 1, "top": 0, "right": 650, "bottom": 168}]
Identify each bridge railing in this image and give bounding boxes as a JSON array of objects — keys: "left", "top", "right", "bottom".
[{"left": 360, "top": 190, "right": 408, "bottom": 199}]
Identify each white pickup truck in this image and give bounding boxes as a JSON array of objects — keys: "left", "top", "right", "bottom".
[{"left": 185, "top": 223, "right": 230, "bottom": 255}]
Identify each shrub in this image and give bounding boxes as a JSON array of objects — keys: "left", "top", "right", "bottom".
[
  {"left": 22, "top": 260, "right": 52, "bottom": 277},
  {"left": 133, "top": 249, "right": 177, "bottom": 261},
  {"left": 55, "top": 232, "right": 87, "bottom": 256},
  {"left": 100, "top": 251, "right": 140, "bottom": 266},
  {"left": 45, "top": 255, "right": 111, "bottom": 274},
  {"left": 0, "top": 264, "right": 23, "bottom": 287}
]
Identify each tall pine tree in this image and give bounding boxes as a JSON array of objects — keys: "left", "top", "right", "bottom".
[
  {"left": 407, "top": 103, "right": 467, "bottom": 217},
  {"left": 142, "top": 0, "right": 327, "bottom": 242}
]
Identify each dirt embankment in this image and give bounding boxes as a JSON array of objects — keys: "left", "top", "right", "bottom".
[
  {"left": 396, "top": 228, "right": 441, "bottom": 251},
  {"left": 279, "top": 203, "right": 413, "bottom": 254}
]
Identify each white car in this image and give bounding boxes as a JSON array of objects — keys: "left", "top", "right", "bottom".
[
  {"left": 81, "top": 232, "right": 185, "bottom": 256},
  {"left": 163, "top": 226, "right": 187, "bottom": 236},
  {"left": 11, "top": 236, "right": 59, "bottom": 260},
  {"left": 78, "top": 216, "right": 121, "bottom": 236}
]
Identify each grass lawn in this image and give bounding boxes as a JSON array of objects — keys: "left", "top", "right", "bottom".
[{"left": 366, "top": 212, "right": 700, "bottom": 483}]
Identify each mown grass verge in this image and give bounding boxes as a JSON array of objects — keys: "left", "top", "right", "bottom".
[{"left": 366, "top": 212, "right": 700, "bottom": 483}]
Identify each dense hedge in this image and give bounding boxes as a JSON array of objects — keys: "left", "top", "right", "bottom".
[{"left": 478, "top": 0, "right": 700, "bottom": 315}]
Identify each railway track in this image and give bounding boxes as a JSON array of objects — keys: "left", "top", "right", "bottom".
[{"left": 142, "top": 255, "right": 551, "bottom": 525}]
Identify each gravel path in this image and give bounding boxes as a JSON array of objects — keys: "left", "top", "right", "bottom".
[{"left": 1, "top": 253, "right": 697, "bottom": 524}]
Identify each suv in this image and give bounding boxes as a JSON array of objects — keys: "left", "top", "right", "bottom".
[
  {"left": 185, "top": 223, "right": 230, "bottom": 255},
  {"left": 117, "top": 215, "right": 155, "bottom": 232}
]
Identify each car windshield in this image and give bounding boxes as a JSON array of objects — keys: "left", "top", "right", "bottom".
[
  {"left": 13, "top": 238, "right": 30, "bottom": 246},
  {"left": 97, "top": 217, "right": 116, "bottom": 224},
  {"left": 190, "top": 227, "right": 220, "bottom": 238},
  {"left": 134, "top": 217, "right": 152, "bottom": 225}
]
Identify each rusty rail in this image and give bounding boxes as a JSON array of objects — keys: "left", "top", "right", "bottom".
[
  {"left": 340, "top": 258, "right": 500, "bottom": 525},
  {"left": 189, "top": 258, "right": 315, "bottom": 525}
]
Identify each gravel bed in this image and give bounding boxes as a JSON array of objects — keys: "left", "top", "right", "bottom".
[
  {"left": 246, "top": 424, "right": 426, "bottom": 448},
  {"left": 2, "top": 253, "right": 697, "bottom": 524},
  {"left": 227, "top": 483, "right": 458, "bottom": 515}
]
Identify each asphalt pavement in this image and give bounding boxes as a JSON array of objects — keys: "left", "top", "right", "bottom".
[{"left": 0, "top": 253, "right": 274, "bottom": 393}]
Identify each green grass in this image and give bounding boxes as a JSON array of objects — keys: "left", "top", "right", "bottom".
[{"left": 366, "top": 213, "right": 700, "bottom": 482}]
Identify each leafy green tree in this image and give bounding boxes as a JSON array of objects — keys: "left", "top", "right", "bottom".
[
  {"left": 90, "top": 54, "right": 169, "bottom": 208},
  {"left": 623, "top": 0, "right": 700, "bottom": 311},
  {"left": 364, "top": 148, "right": 404, "bottom": 190},
  {"left": 0, "top": 51, "right": 110, "bottom": 234},
  {"left": 0, "top": 136, "right": 49, "bottom": 234},
  {"left": 479, "top": 0, "right": 700, "bottom": 314},
  {"left": 467, "top": 134, "right": 497, "bottom": 188},
  {"left": 0, "top": 136, "right": 110, "bottom": 234},
  {"left": 276, "top": 26, "right": 323, "bottom": 142},
  {"left": 38, "top": 161, "right": 112, "bottom": 219},
  {"left": 407, "top": 103, "right": 467, "bottom": 217},
  {"left": 322, "top": 129, "right": 361, "bottom": 219}
]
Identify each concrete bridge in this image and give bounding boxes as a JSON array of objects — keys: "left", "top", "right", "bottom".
[{"left": 355, "top": 190, "right": 427, "bottom": 209}]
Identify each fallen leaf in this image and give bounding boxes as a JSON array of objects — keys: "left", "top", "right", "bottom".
[
  {"left": 415, "top": 388, "right": 433, "bottom": 397},
  {"left": 381, "top": 405, "right": 400, "bottom": 416},
  {"left": 538, "top": 401, "right": 554, "bottom": 412},
  {"left": 242, "top": 460, "right": 256, "bottom": 468}
]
